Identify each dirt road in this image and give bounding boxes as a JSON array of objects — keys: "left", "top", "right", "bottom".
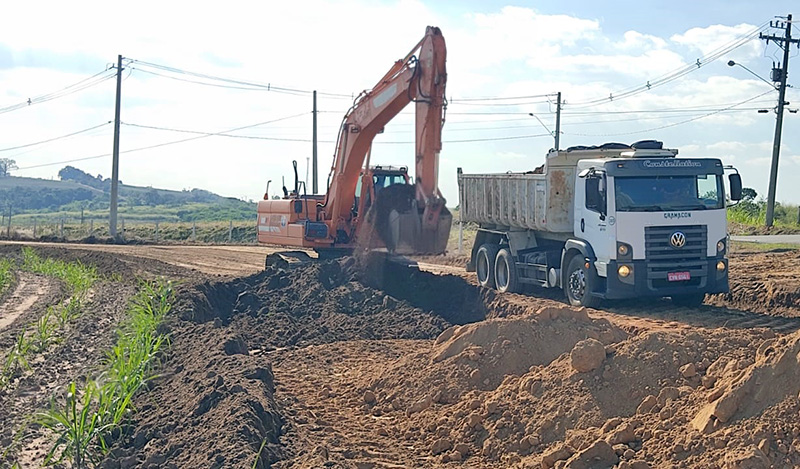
[{"left": 2, "top": 241, "right": 800, "bottom": 468}]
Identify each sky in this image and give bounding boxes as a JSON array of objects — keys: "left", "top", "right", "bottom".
[{"left": 1, "top": 0, "right": 799, "bottom": 207}]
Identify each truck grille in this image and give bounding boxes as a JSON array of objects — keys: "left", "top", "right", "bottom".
[{"left": 644, "top": 225, "right": 707, "bottom": 289}]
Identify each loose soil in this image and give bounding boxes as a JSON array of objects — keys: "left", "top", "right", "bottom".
[{"left": 2, "top": 241, "right": 800, "bottom": 468}]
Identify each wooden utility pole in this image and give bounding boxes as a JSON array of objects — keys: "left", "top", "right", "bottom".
[
  {"left": 110, "top": 55, "right": 123, "bottom": 238},
  {"left": 554, "top": 92, "right": 562, "bottom": 151},
  {"left": 760, "top": 15, "right": 798, "bottom": 227},
  {"left": 312, "top": 90, "right": 318, "bottom": 194}
]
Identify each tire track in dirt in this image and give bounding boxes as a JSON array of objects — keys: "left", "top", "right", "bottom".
[
  {"left": 0, "top": 273, "right": 55, "bottom": 331},
  {"left": 413, "top": 261, "right": 800, "bottom": 334}
]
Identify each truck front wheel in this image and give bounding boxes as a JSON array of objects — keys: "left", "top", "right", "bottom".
[
  {"left": 564, "top": 255, "right": 600, "bottom": 308},
  {"left": 494, "top": 248, "right": 520, "bottom": 293},
  {"left": 476, "top": 244, "right": 499, "bottom": 288}
]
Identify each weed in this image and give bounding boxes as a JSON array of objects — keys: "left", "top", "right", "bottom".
[
  {"left": 37, "top": 381, "right": 112, "bottom": 468},
  {"left": 57, "top": 298, "right": 83, "bottom": 328},
  {"left": 32, "top": 309, "right": 59, "bottom": 353},
  {"left": 36, "top": 279, "right": 174, "bottom": 466},
  {"left": 21, "top": 247, "right": 98, "bottom": 295},
  {"left": 0, "top": 258, "right": 13, "bottom": 294},
  {"left": 1, "top": 329, "right": 32, "bottom": 388},
  {"left": 252, "top": 437, "right": 268, "bottom": 469}
]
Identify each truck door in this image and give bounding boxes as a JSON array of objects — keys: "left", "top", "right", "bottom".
[{"left": 577, "top": 171, "right": 613, "bottom": 266}]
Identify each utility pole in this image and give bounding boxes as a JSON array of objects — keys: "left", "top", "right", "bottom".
[
  {"left": 760, "top": 14, "right": 798, "bottom": 227},
  {"left": 312, "top": 90, "right": 318, "bottom": 194},
  {"left": 110, "top": 55, "right": 123, "bottom": 238},
  {"left": 554, "top": 92, "right": 562, "bottom": 151}
]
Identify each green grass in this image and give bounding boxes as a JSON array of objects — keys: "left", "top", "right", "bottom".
[
  {"left": 730, "top": 240, "right": 800, "bottom": 253},
  {"left": 0, "top": 250, "right": 97, "bottom": 390},
  {"left": 21, "top": 247, "right": 98, "bottom": 295},
  {"left": 36, "top": 279, "right": 173, "bottom": 467},
  {"left": 0, "top": 258, "right": 13, "bottom": 295},
  {"left": 1, "top": 329, "right": 31, "bottom": 388}
]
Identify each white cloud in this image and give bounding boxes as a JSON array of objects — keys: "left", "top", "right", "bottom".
[
  {"left": 670, "top": 24, "right": 762, "bottom": 61},
  {"left": 615, "top": 31, "right": 668, "bottom": 51}
]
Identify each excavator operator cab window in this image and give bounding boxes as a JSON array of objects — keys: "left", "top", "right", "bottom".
[{"left": 372, "top": 173, "right": 407, "bottom": 192}]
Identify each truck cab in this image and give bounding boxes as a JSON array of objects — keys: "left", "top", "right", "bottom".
[{"left": 458, "top": 140, "right": 742, "bottom": 308}]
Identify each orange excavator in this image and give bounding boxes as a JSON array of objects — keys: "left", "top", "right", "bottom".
[{"left": 257, "top": 26, "right": 451, "bottom": 259}]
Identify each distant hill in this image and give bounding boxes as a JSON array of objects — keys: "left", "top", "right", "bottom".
[{"left": 0, "top": 167, "right": 255, "bottom": 222}]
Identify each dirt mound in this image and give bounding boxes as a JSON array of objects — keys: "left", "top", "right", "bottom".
[
  {"left": 310, "top": 309, "right": 799, "bottom": 468},
  {"left": 183, "top": 257, "right": 458, "bottom": 349},
  {"left": 708, "top": 249, "right": 800, "bottom": 317},
  {"left": 109, "top": 256, "right": 487, "bottom": 467}
]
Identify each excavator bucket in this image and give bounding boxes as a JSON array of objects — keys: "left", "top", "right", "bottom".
[
  {"left": 368, "top": 184, "right": 452, "bottom": 255},
  {"left": 387, "top": 207, "right": 451, "bottom": 254}
]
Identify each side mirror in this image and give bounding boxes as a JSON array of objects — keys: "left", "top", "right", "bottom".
[{"left": 728, "top": 173, "right": 742, "bottom": 201}]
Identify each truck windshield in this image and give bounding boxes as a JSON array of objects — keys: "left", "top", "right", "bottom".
[{"left": 614, "top": 175, "right": 723, "bottom": 212}]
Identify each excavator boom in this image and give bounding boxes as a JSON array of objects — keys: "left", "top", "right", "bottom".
[{"left": 257, "top": 26, "right": 451, "bottom": 255}]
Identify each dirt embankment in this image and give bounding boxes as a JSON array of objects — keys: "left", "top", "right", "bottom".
[{"left": 98, "top": 252, "right": 800, "bottom": 468}]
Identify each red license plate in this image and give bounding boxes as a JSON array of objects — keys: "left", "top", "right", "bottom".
[{"left": 668, "top": 271, "right": 691, "bottom": 282}]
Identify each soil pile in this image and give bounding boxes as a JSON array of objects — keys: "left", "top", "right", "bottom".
[
  {"left": 109, "top": 255, "right": 483, "bottom": 468},
  {"left": 341, "top": 311, "right": 800, "bottom": 468}
]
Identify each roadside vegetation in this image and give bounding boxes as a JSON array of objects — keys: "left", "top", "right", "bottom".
[
  {"left": 0, "top": 249, "right": 174, "bottom": 467},
  {"left": 0, "top": 249, "right": 98, "bottom": 388},
  {"left": 727, "top": 188, "right": 800, "bottom": 233},
  {"left": 36, "top": 279, "right": 173, "bottom": 467},
  {"left": 0, "top": 258, "right": 13, "bottom": 295}
]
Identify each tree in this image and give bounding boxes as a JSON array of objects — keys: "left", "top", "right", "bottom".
[
  {"left": 0, "top": 158, "right": 17, "bottom": 177},
  {"left": 741, "top": 187, "right": 757, "bottom": 202}
]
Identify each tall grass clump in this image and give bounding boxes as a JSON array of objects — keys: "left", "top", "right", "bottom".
[
  {"left": 21, "top": 247, "right": 98, "bottom": 297},
  {"left": 0, "top": 330, "right": 31, "bottom": 388},
  {"left": 0, "top": 258, "right": 13, "bottom": 294},
  {"left": 36, "top": 279, "right": 173, "bottom": 468}
]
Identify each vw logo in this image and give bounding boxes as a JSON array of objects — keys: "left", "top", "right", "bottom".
[{"left": 670, "top": 231, "right": 686, "bottom": 248}]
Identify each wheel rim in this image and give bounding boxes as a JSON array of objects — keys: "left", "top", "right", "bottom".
[
  {"left": 496, "top": 256, "right": 509, "bottom": 289},
  {"left": 568, "top": 268, "right": 586, "bottom": 301},
  {"left": 477, "top": 251, "right": 489, "bottom": 284}
]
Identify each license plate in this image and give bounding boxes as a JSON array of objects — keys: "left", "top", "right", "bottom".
[{"left": 668, "top": 271, "right": 691, "bottom": 282}]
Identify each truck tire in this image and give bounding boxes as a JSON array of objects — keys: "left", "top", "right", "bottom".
[
  {"left": 476, "top": 244, "right": 500, "bottom": 288},
  {"left": 494, "top": 248, "right": 520, "bottom": 293},
  {"left": 564, "top": 255, "right": 600, "bottom": 308},
  {"left": 671, "top": 294, "right": 705, "bottom": 307}
]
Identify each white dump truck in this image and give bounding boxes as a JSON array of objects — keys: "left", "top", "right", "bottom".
[{"left": 457, "top": 140, "right": 743, "bottom": 307}]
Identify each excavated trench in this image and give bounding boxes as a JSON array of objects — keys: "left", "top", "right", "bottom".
[{"left": 109, "top": 254, "right": 497, "bottom": 468}]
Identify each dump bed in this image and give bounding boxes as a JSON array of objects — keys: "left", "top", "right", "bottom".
[{"left": 458, "top": 169, "right": 572, "bottom": 233}]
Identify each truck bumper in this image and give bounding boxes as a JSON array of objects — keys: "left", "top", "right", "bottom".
[{"left": 602, "top": 258, "right": 729, "bottom": 300}]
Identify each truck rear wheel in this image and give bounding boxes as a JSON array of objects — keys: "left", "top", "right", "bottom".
[
  {"left": 564, "top": 255, "right": 600, "bottom": 308},
  {"left": 476, "top": 244, "right": 499, "bottom": 288},
  {"left": 494, "top": 248, "right": 519, "bottom": 293}
]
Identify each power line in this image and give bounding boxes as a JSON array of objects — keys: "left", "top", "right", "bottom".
[
  {"left": 449, "top": 93, "right": 557, "bottom": 102},
  {"left": 122, "top": 121, "right": 331, "bottom": 142},
  {"left": 564, "top": 89, "right": 776, "bottom": 136},
  {"left": 15, "top": 112, "right": 311, "bottom": 171},
  {"left": 0, "top": 122, "right": 112, "bottom": 152},
  {"left": 568, "top": 21, "right": 771, "bottom": 108},
  {"left": 0, "top": 69, "right": 116, "bottom": 115},
  {"left": 130, "top": 59, "right": 355, "bottom": 99}
]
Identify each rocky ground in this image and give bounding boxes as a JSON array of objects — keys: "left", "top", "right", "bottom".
[{"left": 1, "top": 242, "right": 800, "bottom": 468}]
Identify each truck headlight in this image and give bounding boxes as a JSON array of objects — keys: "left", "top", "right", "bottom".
[
  {"left": 717, "top": 240, "right": 725, "bottom": 253},
  {"left": 618, "top": 265, "right": 632, "bottom": 278},
  {"left": 617, "top": 242, "right": 632, "bottom": 259},
  {"left": 717, "top": 261, "right": 726, "bottom": 271}
]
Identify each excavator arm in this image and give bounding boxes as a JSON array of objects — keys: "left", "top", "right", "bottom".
[{"left": 319, "top": 26, "right": 448, "bottom": 246}]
